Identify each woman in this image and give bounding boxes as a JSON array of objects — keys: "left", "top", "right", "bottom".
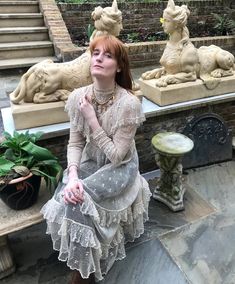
[
  {"left": 41, "top": 35, "right": 151, "bottom": 284},
  {"left": 141, "top": 0, "right": 199, "bottom": 87}
]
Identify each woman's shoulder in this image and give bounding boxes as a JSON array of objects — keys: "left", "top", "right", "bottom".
[
  {"left": 116, "top": 85, "right": 141, "bottom": 107},
  {"left": 65, "top": 84, "right": 92, "bottom": 114},
  {"left": 69, "top": 84, "right": 92, "bottom": 100}
]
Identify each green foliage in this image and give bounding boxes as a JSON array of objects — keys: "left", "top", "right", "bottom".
[
  {"left": 212, "top": 13, "right": 235, "bottom": 35},
  {"left": 0, "top": 131, "right": 63, "bottom": 193},
  {"left": 127, "top": 32, "right": 140, "bottom": 43},
  {"left": 87, "top": 24, "right": 95, "bottom": 41}
]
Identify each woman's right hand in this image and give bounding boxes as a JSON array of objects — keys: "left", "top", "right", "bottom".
[{"left": 63, "top": 179, "right": 84, "bottom": 205}]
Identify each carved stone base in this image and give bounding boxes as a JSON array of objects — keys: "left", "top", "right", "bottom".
[
  {"left": 0, "top": 236, "right": 15, "bottom": 279},
  {"left": 153, "top": 186, "right": 186, "bottom": 212},
  {"left": 138, "top": 75, "right": 235, "bottom": 106},
  {"left": 11, "top": 101, "right": 69, "bottom": 130}
]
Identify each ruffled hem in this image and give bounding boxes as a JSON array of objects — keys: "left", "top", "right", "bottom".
[{"left": 40, "top": 181, "right": 151, "bottom": 281}]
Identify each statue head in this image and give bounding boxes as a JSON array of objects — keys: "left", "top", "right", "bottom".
[
  {"left": 163, "top": 0, "right": 190, "bottom": 29},
  {"left": 92, "top": 0, "right": 123, "bottom": 37}
]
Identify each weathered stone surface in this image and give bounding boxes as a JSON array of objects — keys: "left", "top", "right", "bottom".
[
  {"left": 11, "top": 101, "right": 68, "bottom": 129},
  {"left": 139, "top": 76, "right": 235, "bottom": 106}
]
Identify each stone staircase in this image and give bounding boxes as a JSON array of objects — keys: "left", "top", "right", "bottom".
[{"left": 0, "top": 0, "right": 57, "bottom": 70}]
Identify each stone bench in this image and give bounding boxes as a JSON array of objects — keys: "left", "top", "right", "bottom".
[{"left": 0, "top": 184, "right": 50, "bottom": 279}]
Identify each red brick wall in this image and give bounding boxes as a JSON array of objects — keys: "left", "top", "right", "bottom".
[{"left": 58, "top": 0, "right": 233, "bottom": 44}]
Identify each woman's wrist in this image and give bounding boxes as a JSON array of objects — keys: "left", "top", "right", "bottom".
[
  {"left": 89, "top": 117, "right": 100, "bottom": 132},
  {"left": 67, "top": 164, "right": 79, "bottom": 180}
]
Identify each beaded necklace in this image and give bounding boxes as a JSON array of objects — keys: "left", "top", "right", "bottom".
[{"left": 91, "top": 85, "right": 116, "bottom": 115}]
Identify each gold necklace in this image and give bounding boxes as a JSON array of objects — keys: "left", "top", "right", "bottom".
[{"left": 92, "top": 85, "right": 116, "bottom": 114}]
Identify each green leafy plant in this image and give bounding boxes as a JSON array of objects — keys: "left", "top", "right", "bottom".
[
  {"left": 0, "top": 131, "right": 63, "bottom": 193},
  {"left": 126, "top": 32, "right": 140, "bottom": 43},
  {"left": 87, "top": 24, "right": 95, "bottom": 41},
  {"left": 212, "top": 13, "right": 235, "bottom": 35}
]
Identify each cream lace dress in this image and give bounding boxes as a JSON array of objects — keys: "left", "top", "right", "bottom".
[{"left": 41, "top": 84, "right": 151, "bottom": 281}]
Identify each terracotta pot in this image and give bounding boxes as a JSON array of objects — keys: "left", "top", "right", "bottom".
[{"left": 0, "top": 173, "right": 41, "bottom": 210}]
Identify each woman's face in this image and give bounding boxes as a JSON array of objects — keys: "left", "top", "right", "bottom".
[
  {"left": 162, "top": 18, "right": 176, "bottom": 34},
  {"left": 90, "top": 43, "right": 119, "bottom": 81}
]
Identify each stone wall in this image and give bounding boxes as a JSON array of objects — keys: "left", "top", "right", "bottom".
[
  {"left": 38, "top": 100, "right": 235, "bottom": 174},
  {"left": 58, "top": 0, "right": 233, "bottom": 44}
]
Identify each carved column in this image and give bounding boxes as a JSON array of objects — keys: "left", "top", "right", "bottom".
[{"left": 151, "top": 132, "right": 194, "bottom": 211}]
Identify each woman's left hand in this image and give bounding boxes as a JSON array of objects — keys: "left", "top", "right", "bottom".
[{"left": 79, "top": 95, "right": 100, "bottom": 131}]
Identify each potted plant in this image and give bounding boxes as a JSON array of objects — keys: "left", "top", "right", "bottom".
[{"left": 0, "top": 131, "right": 63, "bottom": 210}]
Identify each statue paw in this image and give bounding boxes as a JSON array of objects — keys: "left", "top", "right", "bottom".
[
  {"left": 156, "top": 78, "right": 167, "bottom": 87},
  {"left": 211, "top": 69, "right": 222, "bottom": 78}
]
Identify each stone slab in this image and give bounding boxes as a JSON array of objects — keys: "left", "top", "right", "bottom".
[
  {"left": 11, "top": 101, "right": 69, "bottom": 130},
  {"left": 138, "top": 75, "right": 235, "bottom": 106}
]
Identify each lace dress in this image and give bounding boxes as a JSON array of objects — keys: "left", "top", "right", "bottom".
[{"left": 41, "top": 84, "right": 151, "bottom": 281}]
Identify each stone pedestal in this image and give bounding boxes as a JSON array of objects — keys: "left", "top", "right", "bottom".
[
  {"left": 138, "top": 75, "right": 235, "bottom": 106},
  {"left": 151, "top": 132, "right": 194, "bottom": 211},
  {"left": 11, "top": 101, "right": 69, "bottom": 130}
]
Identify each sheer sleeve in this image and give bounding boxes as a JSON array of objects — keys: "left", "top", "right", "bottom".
[
  {"left": 65, "top": 86, "right": 89, "bottom": 168},
  {"left": 90, "top": 94, "right": 144, "bottom": 165},
  {"left": 91, "top": 124, "right": 137, "bottom": 165},
  {"left": 67, "top": 123, "right": 86, "bottom": 168}
]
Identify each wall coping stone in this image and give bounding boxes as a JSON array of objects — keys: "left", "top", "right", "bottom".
[{"left": 2, "top": 92, "right": 235, "bottom": 139}]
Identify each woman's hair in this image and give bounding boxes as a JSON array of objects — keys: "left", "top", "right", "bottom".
[{"left": 90, "top": 35, "right": 133, "bottom": 91}]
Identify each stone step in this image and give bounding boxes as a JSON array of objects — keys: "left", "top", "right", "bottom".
[
  {"left": 0, "top": 41, "right": 54, "bottom": 60},
  {"left": 0, "top": 13, "right": 43, "bottom": 27},
  {"left": 0, "top": 56, "right": 58, "bottom": 69},
  {"left": 0, "top": 1, "right": 39, "bottom": 13},
  {"left": 0, "top": 27, "right": 49, "bottom": 43}
]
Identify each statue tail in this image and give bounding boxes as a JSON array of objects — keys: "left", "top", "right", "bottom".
[
  {"left": 200, "top": 74, "right": 221, "bottom": 90},
  {"left": 9, "top": 72, "right": 29, "bottom": 104}
]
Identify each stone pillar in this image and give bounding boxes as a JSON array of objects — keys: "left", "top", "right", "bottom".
[
  {"left": 0, "top": 235, "right": 15, "bottom": 279},
  {"left": 151, "top": 132, "right": 194, "bottom": 211}
]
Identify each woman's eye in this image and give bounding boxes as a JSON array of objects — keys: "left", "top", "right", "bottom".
[{"left": 105, "top": 53, "right": 112, "bottom": 58}]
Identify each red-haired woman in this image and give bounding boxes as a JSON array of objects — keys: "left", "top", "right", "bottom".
[{"left": 41, "top": 35, "right": 151, "bottom": 284}]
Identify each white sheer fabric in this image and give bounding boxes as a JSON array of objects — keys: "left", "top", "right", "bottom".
[{"left": 41, "top": 84, "right": 151, "bottom": 281}]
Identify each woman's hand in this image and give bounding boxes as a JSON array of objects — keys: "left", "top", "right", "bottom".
[
  {"left": 63, "top": 178, "right": 84, "bottom": 205},
  {"left": 79, "top": 95, "right": 100, "bottom": 132}
]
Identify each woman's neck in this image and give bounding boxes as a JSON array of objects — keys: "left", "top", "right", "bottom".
[{"left": 93, "top": 79, "right": 116, "bottom": 92}]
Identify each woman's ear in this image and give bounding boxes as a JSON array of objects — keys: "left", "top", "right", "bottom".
[{"left": 117, "top": 68, "right": 121, "bottom": 73}]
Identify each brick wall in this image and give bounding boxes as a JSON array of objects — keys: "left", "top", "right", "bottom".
[
  {"left": 58, "top": 0, "right": 233, "bottom": 44},
  {"left": 38, "top": 100, "right": 235, "bottom": 174},
  {"left": 56, "top": 0, "right": 235, "bottom": 67}
]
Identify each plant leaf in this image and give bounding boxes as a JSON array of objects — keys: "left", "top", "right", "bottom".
[{"left": 0, "top": 157, "right": 15, "bottom": 176}]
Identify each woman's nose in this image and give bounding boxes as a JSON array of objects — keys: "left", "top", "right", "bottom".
[{"left": 96, "top": 53, "right": 103, "bottom": 62}]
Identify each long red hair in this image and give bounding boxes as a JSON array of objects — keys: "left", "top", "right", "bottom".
[{"left": 90, "top": 35, "right": 133, "bottom": 91}]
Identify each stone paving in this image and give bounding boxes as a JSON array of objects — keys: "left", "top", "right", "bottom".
[{"left": 1, "top": 67, "right": 235, "bottom": 284}]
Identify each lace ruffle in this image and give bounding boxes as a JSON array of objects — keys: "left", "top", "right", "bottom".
[{"left": 41, "top": 181, "right": 151, "bottom": 281}]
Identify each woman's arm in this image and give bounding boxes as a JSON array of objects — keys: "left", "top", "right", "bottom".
[
  {"left": 91, "top": 124, "right": 137, "bottom": 165},
  {"left": 64, "top": 123, "right": 86, "bottom": 204}
]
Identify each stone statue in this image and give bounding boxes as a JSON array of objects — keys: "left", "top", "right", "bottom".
[
  {"left": 141, "top": 0, "right": 234, "bottom": 90},
  {"left": 9, "top": 0, "right": 122, "bottom": 104}
]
